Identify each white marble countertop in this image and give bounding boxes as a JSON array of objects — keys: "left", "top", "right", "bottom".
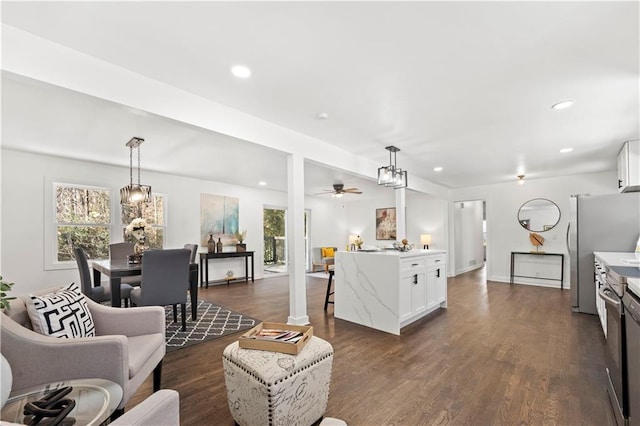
[
  {"left": 340, "top": 249, "right": 447, "bottom": 257},
  {"left": 594, "top": 251, "right": 640, "bottom": 268}
]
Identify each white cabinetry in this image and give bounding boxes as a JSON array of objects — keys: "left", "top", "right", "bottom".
[
  {"left": 617, "top": 140, "right": 640, "bottom": 193},
  {"left": 594, "top": 258, "right": 607, "bottom": 336},
  {"left": 399, "top": 256, "right": 427, "bottom": 322},
  {"left": 428, "top": 254, "right": 447, "bottom": 308}
]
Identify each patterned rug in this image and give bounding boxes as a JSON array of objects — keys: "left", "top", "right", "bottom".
[{"left": 164, "top": 300, "right": 259, "bottom": 352}]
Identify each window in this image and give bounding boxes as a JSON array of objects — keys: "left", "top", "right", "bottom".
[
  {"left": 55, "top": 183, "right": 111, "bottom": 261},
  {"left": 121, "top": 194, "right": 165, "bottom": 249}
]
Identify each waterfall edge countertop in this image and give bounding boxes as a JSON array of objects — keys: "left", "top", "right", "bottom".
[{"left": 334, "top": 250, "right": 448, "bottom": 335}]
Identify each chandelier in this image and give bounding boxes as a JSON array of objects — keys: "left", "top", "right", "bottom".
[
  {"left": 120, "top": 137, "right": 152, "bottom": 205},
  {"left": 377, "top": 145, "right": 408, "bottom": 189}
]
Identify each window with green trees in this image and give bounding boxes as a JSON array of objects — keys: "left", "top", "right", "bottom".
[{"left": 56, "top": 184, "right": 111, "bottom": 261}]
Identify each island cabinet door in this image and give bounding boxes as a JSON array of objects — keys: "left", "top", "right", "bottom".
[{"left": 400, "top": 257, "right": 427, "bottom": 321}]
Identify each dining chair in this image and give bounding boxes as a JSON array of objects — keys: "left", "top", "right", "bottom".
[
  {"left": 183, "top": 243, "right": 198, "bottom": 264},
  {"left": 109, "top": 242, "right": 142, "bottom": 286},
  {"left": 130, "top": 249, "right": 191, "bottom": 331},
  {"left": 74, "top": 247, "right": 133, "bottom": 306}
]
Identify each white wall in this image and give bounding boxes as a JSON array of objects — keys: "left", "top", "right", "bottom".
[
  {"left": 1, "top": 149, "right": 342, "bottom": 294},
  {"left": 451, "top": 171, "right": 618, "bottom": 288}
]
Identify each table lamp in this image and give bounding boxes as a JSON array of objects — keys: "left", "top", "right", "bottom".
[
  {"left": 420, "top": 234, "right": 432, "bottom": 250},
  {"left": 349, "top": 234, "right": 358, "bottom": 251}
]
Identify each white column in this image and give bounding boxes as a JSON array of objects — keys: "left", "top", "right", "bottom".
[
  {"left": 395, "top": 187, "right": 406, "bottom": 240},
  {"left": 286, "top": 152, "right": 310, "bottom": 325}
]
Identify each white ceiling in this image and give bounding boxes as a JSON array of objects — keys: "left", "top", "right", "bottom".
[{"left": 1, "top": 1, "right": 639, "bottom": 197}]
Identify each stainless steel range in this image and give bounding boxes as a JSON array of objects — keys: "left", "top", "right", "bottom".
[{"left": 624, "top": 276, "right": 640, "bottom": 426}]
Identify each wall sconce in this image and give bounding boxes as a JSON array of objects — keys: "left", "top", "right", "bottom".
[
  {"left": 120, "top": 137, "right": 152, "bottom": 205},
  {"left": 377, "top": 145, "right": 408, "bottom": 189},
  {"left": 420, "top": 234, "right": 432, "bottom": 249},
  {"left": 517, "top": 174, "right": 525, "bottom": 185},
  {"left": 349, "top": 234, "right": 358, "bottom": 251}
]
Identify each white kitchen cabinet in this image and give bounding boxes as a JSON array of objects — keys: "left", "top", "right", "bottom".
[
  {"left": 594, "top": 258, "right": 607, "bottom": 337},
  {"left": 399, "top": 256, "right": 427, "bottom": 322},
  {"left": 429, "top": 254, "right": 447, "bottom": 307},
  {"left": 617, "top": 140, "right": 640, "bottom": 193}
]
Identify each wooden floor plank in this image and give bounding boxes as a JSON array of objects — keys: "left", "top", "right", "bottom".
[{"left": 126, "top": 266, "right": 615, "bottom": 425}]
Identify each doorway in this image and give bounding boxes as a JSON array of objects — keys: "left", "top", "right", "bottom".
[
  {"left": 453, "top": 200, "right": 486, "bottom": 275},
  {"left": 264, "top": 207, "right": 287, "bottom": 274}
]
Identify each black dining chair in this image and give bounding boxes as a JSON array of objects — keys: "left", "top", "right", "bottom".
[
  {"left": 74, "top": 246, "right": 133, "bottom": 306},
  {"left": 109, "top": 242, "right": 142, "bottom": 286},
  {"left": 130, "top": 249, "right": 191, "bottom": 331},
  {"left": 183, "top": 243, "right": 198, "bottom": 264}
]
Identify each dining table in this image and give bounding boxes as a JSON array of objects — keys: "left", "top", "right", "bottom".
[{"left": 92, "top": 259, "right": 199, "bottom": 320}]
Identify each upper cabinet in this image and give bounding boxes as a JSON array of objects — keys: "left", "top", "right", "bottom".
[{"left": 618, "top": 140, "right": 640, "bottom": 193}]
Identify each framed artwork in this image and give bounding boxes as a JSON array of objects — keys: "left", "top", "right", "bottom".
[
  {"left": 200, "top": 193, "right": 239, "bottom": 247},
  {"left": 376, "top": 207, "right": 396, "bottom": 240}
]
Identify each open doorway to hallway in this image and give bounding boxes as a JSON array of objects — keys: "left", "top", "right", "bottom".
[{"left": 453, "top": 200, "right": 487, "bottom": 276}]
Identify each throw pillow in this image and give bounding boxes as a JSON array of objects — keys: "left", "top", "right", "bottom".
[
  {"left": 322, "top": 247, "right": 335, "bottom": 258},
  {"left": 26, "top": 282, "right": 96, "bottom": 338}
]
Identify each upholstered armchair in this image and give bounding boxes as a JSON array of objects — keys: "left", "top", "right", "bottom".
[
  {"left": 111, "top": 389, "right": 180, "bottom": 426},
  {"left": 312, "top": 247, "right": 337, "bottom": 273},
  {"left": 0, "top": 288, "right": 166, "bottom": 412}
]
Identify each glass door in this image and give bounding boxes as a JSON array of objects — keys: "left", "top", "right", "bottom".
[{"left": 263, "top": 207, "right": 287, "bottom": 274}]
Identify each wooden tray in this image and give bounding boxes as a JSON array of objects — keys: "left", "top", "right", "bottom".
[{"left": 238, "top": 322, "right": 313, "bottom": 355}]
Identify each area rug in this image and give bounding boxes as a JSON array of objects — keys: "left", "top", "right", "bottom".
[{"left": 164, "top": 300, "right": 259, "bottom": 352}]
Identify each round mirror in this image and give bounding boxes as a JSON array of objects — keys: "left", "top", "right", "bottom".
[{"left": 517, "top": 198, "right": 561, "bottom": 232}]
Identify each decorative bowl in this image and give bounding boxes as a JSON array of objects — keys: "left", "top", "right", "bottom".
[{"left": 393, "top": 242, "right": 414, "bottom": 252}]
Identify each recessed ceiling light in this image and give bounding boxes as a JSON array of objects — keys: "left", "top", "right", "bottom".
[
  {"left": 560, "top": 148, "right": 574, "bottom": 153},
  {"left": 551, "top": 100, "right": 573, "bottom": 110},
  {"left": 433, "top": 167, "right": 443, "bottom": 172},
  {"left": 231, "top": 65, "right": 251, "bottom": 79},
  {"left": 258, "top": 181, "right": 266, "bottom": 186},
  {"left": 316, "top": 112, "right": 329, "bottom": 120}
]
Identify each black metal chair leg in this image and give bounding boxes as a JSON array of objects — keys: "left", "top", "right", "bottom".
[
  {"left": 172, "top": 304, "right": 177, "bottom": 323},
  {"left": 324, "top": 271, "right": 335, "bottom": 311},
  {"left": 153, "top": 360, "right": 163, "bottom": 392},
  {"left": 181, "top": 303, "right": 186, "bottom": 331}
]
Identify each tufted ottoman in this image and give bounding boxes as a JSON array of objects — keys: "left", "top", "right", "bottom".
[{"left": 222, "top": 336, "right": 334, "bottom": 426}]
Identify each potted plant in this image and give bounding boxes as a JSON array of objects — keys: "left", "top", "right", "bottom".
[
  {"left": 235, "top": 229, "right": 247, "bottom": 252},
  {"left": 0, "top": 276, "right": 15, "bottom": 311}
]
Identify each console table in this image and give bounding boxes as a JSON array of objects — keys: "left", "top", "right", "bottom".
[
  {"left": 510, "top": 251, "right": 565, "bottom": 289},
  {"left": 200, "top": 251, "right": 255, "bottom": 288}
]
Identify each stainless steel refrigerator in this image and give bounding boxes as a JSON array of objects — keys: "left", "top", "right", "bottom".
[{"left": 569, "top": 192, "right": 640, "bottom": 313}]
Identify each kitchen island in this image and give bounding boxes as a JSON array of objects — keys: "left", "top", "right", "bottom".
[{"left": 334, "top": 249, "right": 447, "bottom": 335}]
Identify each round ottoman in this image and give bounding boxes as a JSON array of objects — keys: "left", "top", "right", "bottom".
[{"left": 223, "top": 336, "right": 334, "bottom": 426}]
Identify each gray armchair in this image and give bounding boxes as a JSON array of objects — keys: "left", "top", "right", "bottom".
[
  {"left": 130, "top": 249, "right": 190, "bottom": 331},
  {"left": 75, "top": 246, "right": 132, "bottom": 306},
  {"left": 110, "top": 242, "right": 142, "bottom": 286},
  {"left": 0, "top": 289, "right": 166, "bottom": 412},
  {"left": 112, "top": 389, "right": 180, "bottom": 426}
]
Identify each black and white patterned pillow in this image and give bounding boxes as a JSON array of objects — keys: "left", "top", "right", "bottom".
[{"left": 26, "top": 282, "right": 96, "bottom": 338}]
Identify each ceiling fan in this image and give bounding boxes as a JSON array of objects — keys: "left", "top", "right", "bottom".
[{"left": 314, "top": 184, "right": 362, "bottom": 198}]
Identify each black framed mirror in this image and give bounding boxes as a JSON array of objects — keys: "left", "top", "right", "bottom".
[{"left": 517, "top": 198, "right": 561, "bottom": 232}]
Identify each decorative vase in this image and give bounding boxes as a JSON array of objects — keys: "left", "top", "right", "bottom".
[
  {"left": 216, "top": 238, "right": 223, "bottom": 253},
  {"left": 208, "top": 235, "right": 215, "bottom": 253},
  {"left": 236, "top": 243, "right": 246, "bottom": 252}
]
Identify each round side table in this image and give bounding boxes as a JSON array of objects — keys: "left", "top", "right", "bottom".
[{"left": 1, "top": 378, "right": 122, "bottom": 426}]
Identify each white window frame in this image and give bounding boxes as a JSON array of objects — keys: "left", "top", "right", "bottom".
[{"left": 45, "top": 178, "right": 113, "bottom": 270}]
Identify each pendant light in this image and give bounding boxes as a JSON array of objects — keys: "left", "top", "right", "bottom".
[
  {"left": 120, "top": 137, "right": 152, "bottom": 205},
  {"left": 377, "top": 145, "right": 408, "bottom": 189}
]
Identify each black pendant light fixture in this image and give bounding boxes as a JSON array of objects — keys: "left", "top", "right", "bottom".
[
  {"left": 377, "top": 145, "right": 408, "bottom": 189},
  {"left": 120, "top": 137, "right": 152, "bottom": 205}
]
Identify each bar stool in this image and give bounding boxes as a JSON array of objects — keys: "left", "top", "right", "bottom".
[{"left": 324, "top": 265, "right": 335, "bottom": 311}]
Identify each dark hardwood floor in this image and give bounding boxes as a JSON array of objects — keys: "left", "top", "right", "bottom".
[{"left": 127, "top": 266, "right": 615, "bottom": 425}]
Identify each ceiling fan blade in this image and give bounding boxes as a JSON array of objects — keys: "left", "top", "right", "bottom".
[
  {"left": 342, "top": 188, "right": 359, "bottom": 192},
  {"left": 313, "top": 190, "right": 335, "bottom": 195}
]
